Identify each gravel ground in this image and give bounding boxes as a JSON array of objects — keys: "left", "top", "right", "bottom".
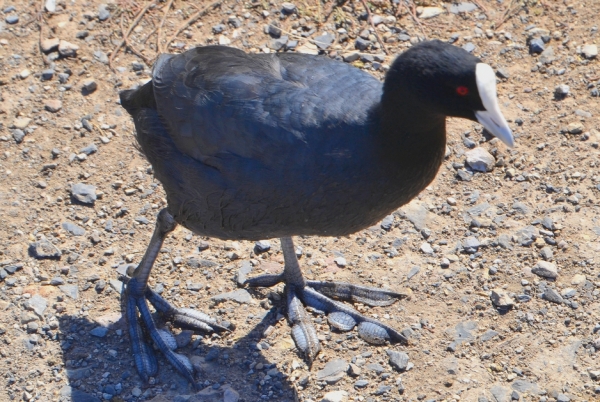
[{"left": 0, "top": 0, "right": 599, "bottom": 401}]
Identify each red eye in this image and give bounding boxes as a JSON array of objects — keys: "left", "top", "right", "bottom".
[{"left": 456, "top": 86, "right": 469, "bottom": 96}]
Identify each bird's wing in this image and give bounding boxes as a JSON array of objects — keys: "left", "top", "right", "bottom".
[{"left": 151, "top": 46, "right": 382, "bottom": 166}]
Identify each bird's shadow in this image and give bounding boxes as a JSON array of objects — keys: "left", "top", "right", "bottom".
[{"left": 56, "top": 294, "right": 300, "bottom": 401}]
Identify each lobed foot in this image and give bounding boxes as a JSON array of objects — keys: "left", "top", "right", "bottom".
[
  {"left": 122, "top": 209, "right": 231, "bottom": 388},
  {"left": 246, "top": 275, "right": 408, "bottom": 362},
  {"left": 125, "top": 278, "right": 229, "bottom": 388}
]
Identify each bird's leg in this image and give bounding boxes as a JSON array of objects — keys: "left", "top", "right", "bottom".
[
  {"left": 125, "top": 209, "right": 228, "bottom": 388},
  {"left": 246, "top": 237, "right": 408, "bottom": 363}
]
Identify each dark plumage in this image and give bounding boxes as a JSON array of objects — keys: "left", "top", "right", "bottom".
[{"left": 119, "top": 40, "right": 513, "bottom": 387}]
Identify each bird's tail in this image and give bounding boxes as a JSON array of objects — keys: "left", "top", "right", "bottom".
[{"left": 119, "top": 80, "right": 156, "bottom": 115}]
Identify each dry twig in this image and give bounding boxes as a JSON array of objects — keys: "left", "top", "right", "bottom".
[
  {"left": 359, "top": 0, "right": 388, "bottom": 55},
  {"left": 157, "top": 0, "right": 174, "bottom": 54},
  {"left": 495, "top": 0, "right": 519, "bottom": 29},
  {"left": 108, "top": 0, "right": 156, "bottom": 70},
  {"left": 472, "top": 0, "right": 489, "bottom": 19},
  {"left": 164, "top": 0, "right": 223, "bottom": 51},
  {"left": 407, "top": 0, "right": 427, "bottom": 38}
]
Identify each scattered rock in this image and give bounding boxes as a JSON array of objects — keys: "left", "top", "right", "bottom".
[
  {"left": 71, "top": 183, "right": 97, "bottom": 204},
  {"left": 465, "top": 147, "right": 495, "bottom": 172},
  {"left": 58, "top": 40, "right": 79, "bottom": 57},
  {"left": 386, "top": 350, "right": 409, "bottom": 371},
  {"left": 98, "top": 4, "right": 110, "bottom": 21},
  {"left": 30, "top": 237, "right": 62, "bottom": 259},
  {"left": 40, "top": 38, "right": 60, "bottom": 53},
  {"left": 543, "top": 288, "right": 564, "bottom": 304},
  {"left": 581, "top": 44, "right": 598, "bottom": 59},
  {"left": 211, "top": 289, "right": 252, "bottom": 304},
  {"left": 317, "top": 359, "right": 348, "bottom": 384},
  {"left": 321, "top": 390, "right": 348, "bottom": 402},
  {"left": 490, "top": 289, "right": 514, "bottom": 308},
  {"left": 82, "top": 79, "right": 97, "bottom": 93},
  {"left": 532, "top": 261, "right": 558, "bottom": 279},
  {"left": 44, "top": 99, "right": 62, "bottom": 113},
  {"left": 62, "top": 222, "right": 86, "bottom": 236},
  {"left": 419, "top": 7, "right": 444, "bottom": 19}
]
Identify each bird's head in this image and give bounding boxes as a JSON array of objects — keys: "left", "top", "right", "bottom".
[{"left": 384, "top": 40, "right": 514, "bottom": 148}]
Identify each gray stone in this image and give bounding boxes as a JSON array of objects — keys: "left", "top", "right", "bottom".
[
  {"left": 539, "top": 46, "right": 555, "bottom": 64},
  {"left": 491, "top": 289, "right": 513, "bottom": 308},
  {"left": 490, "top": 385, "right": 510, "bottom": 402},
  {"left": 543, "top": 288, "right": 563, "bottom": 304},
  {"left": 354, "top": 379, "right": 369, "bottom": 388},
  {"left": 582, "top": 44, "right": 598, "bottom": 59},
  {"left": 380, "top": 214, "right": 394, "bottom": 230},
  {"left": 60, "top": 385, "right": 100, "bottom": 402},
  {"left": 80, "top": 144, "right": 98, "bottom": 155},
  {"left": 59, "top": 284, "right": 79, "bottom": 299},
  {"left": 539, "top": 246, "right": 553, "bottom": 260},
  {"left": 447, "top": 321, "right": 477, "bottom": 343},
  {"left": 25, "top": 295, "right": 47, "bottom": 317},
  {"left": 321, "top": 391, "right": 348, "bottom": 402},
  {"left": 45, "top": 0, "right": 56, "bottom": 12},
  {"left": 314, "top": 33, "right": 335, "bottom": 50},
  {"left": 366, "top": 363, "right": 384, "bottom": 374},
  {"left": 40, "top": 38, "right": 59, "bottom": 53},
  {"left": 270, "top": 36, "right": 288, "bottom": 51},
  {"left": 443, "top": 357, "right": 458, "bottom": 374},
  {"left": 12, "top": 129, "right": 25, "bottom": 143},
  {"left": 254, "top": 240, "right": 271, "bottom": 253},
  {"left": 355, "top": 37, "right": 370, "bottom": 51},
  {"left": 58, "top": 40, "right": 79, "bottom": 57},
  {"left": 449, "top": 2, "right": 477, "bottom": 13},
  {"left": 5, "top": 15, "right": 19, "bottom": 24},
  {"left": 317, "top": 359, "right": 348, "bottom": 381},
  {"left": 82, "top": 79, "right": 97, "bottom": 93},
  {"left": 30, "top": 238, "right": 62, "bottom": 258},
  {"left": 62, "top": 222, "right": 86, "bottom": 236},
  {"left": 511, "top": 201, "right": 529, "bottom": 214},
  {"left": 463, "top": 42, "right": 476, "bottom": 53},
  {"left": 555, "top": 84, "right": 570, "bottom": 97},
  {"left": 71, "top": 183, "right": 97, "bottom": 204},
  {"left": 407, "top": 266, "right": 420, "bottom": 280},
  {"left": 90, "top": 326, "right": 108, "bottom": 337},
  {"left": 109, "top": 279, "right": 123, "bottom": 293},
  {"left": 211, "top": 289, "right": 252, "bottom": 304},
  {"left": 466, "top": 147, "right": 495, "bottom": 172},
  {"left": 529, "top": 38, "right": 545, "bottom": 54},
  {"left": 98, "top": 4, "right": 110, "bottom": 21},
  {"left": 223, "top": 388, "right": 240, "bottom": 402},
  {"left": 401, "top": 202, "right": 428, "bottom": 230},
  {"left": 93, "top": 50, "right": 109, "bottom": 64},
  {"left": 462, "top": 236, "right": 480, "bottom": 253},
  {"left": 281, "top": 2, "right": 296, "bottom": 14},
  {"left": 532, "top": 260, "right": 557, "bottom": 279},
  {"left": 480, "top": 329, "right": 499, "bottom": 341},
  {"left": 511, "top": 380, "right": 540, "bottom": 394},
  {"left": 419, "top": 6, "right": 444, "bottom": 19},
  {"left": 237, "top": 261, "right": 252, "bottom": 286},
  {"left": 50, "top": 276, "right": 65, "bottom": 285},
  {"left": 386, "top": 350, "right": 409, "bottom": 371}
]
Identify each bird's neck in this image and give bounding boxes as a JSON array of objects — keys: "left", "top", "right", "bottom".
[{"left": 377, "top": 87, "right": 447, "bottom": 167}]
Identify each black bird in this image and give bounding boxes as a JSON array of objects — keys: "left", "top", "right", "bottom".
[{"left": 120, "top": 40, "right": 514, "bottom": 386}]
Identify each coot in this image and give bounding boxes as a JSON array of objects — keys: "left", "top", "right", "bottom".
[{"left": 120, "top": 40, "right": 514, "bottom": 387}]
